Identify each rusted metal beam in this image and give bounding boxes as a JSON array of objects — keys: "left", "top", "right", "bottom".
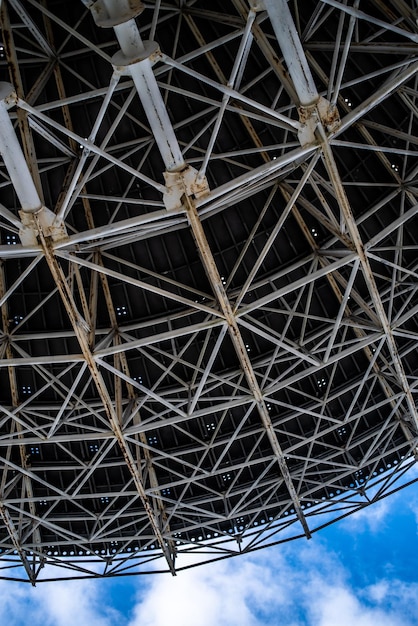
[
  {"left": 184, "top": 193, "right": 311, "bottom": 538},
  {"left": 0, "top": 88, "right": 177, "bottom": 573},
  {"left": 37, "top": 2, "right": 179, "bottom": 558},
  {"left": 263, "top": 0, "right": 418, "bottom": 457},
  {"left": 0, "top": 502, "right": 35, "bottom": 584},
  {"left": 37, "top": 230, "right": 177, "bottom": 573},
  {"left": 318, "top": 125, "right": 418, "bottom": 434}
]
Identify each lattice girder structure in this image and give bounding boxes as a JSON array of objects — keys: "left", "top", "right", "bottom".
[{"left": 0, "top": 0, "right": 417, "bottom": 582}]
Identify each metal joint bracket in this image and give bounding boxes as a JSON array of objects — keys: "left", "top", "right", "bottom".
[
  {"left": 0, "top": 83, "right": 18, "bottom": 109},
  {"left": 111, "top": 40, "right": 161, "bottom": 70},
  {"left": 19, "top": 207, "right": 67, "bottom": 246},
  {"left": 298, "top": 97, "right": 341, "bottom": 146},
  {"left": 91, "top": 0, "right": 144, "bottom": 28},
  {"left": 249, "top": 1, "right": 265, "bottom": 10},
  {"left": 163, "top": 167, "right": 210, "bottom": 211}
]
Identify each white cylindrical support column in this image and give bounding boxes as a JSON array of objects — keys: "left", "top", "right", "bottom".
[
  {"left": 0, "top": 82, "right": 42, "bottom": 213},
  {"left": 129, "top": 54, "right": 185, "bottom": 172},
  {"left": 264, "top": 0, "right": 319, "bottom": 107},
  {"left": 98, "top": 0, "right": 185, "bottom": 172}
]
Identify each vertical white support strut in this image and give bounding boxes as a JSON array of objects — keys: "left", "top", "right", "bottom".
[
  {"left": 0, "top": 83, "right": 66, "bottom": 245},
  {"left": 0, "top": 83, "right": 41, "bottom": 212},
  {"left": 263, "top": 0, "right": 341, "bottom": 146},
  {"left": 263, "top": 0, "right": 319, "bottom": 107},
  {"left": 93, "top": 0, "right": 185, "bottom": 172}
]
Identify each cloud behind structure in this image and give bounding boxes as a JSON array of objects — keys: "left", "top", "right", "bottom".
[{"left": 1, "top": 482, "right": 418, "bottom": 626}]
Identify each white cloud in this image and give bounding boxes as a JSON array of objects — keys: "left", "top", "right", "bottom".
[
  {"left": 127, "top": 555, "right": 291, "bottom": 626},
  {"left": 308, "top": 583, "right": 400, "bottom": 626},
  {"left": 0, "top": 577, "right": 123, "bottom": 626},
  {"left": 0, "top": 547, "right": 414, "bottom": 626},
  {"left": 0, "top": 491, "right": 417, "bottom": 626},
  {"left": 364, "top": 578, "right": 418, "bottom": 623},
  {"left": 35, "top": 579, "right": 121, "bottom": 626},
  {"left": 125, "top": 538, "right": 418, "bottom": 626},
  {"left": 367, "top": 580, "right": 390, "bottom": 602},
  {"left": 284, "top": 542, "right": 418, "bottom": 626},
  {"left": 340, "top": 498, "right": 392, "bottom": 533}
]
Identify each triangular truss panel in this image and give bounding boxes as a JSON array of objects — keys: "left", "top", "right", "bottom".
[{"left": 0, "top": 0, "right": 418, "bottom": 582}]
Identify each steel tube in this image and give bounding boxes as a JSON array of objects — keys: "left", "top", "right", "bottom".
[
  {"left": 129, "top": 59, "right": 185, "bottom": 171},
  {"left": 320, "top": 0, "right": 418, "bottom": 44},
  {"left": 0, "top": 83, "right": 42, "bottom": 212},
  {"left": 264, "top": 0, "right": 318, "bottom": 106},
  {"left": 103, "top": 0, "right": 185, "bottom": 172}
]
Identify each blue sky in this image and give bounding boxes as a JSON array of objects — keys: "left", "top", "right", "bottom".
[{"left": 2, "top": 474, "right": 418, "bottom": 626}]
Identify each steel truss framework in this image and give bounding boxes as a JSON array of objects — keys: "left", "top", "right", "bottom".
[{"left": 0, "top": 0, "right": 417, "bottom": 583}]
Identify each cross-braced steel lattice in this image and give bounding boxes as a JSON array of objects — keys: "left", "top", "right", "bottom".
[{"left": 0, "top": 0, "right": 418, "bottom": 583}]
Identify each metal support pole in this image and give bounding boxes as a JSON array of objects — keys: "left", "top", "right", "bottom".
[
  {"left": 263, "top": 0, "right": 340, "bottom": 146},
  {"left": 0, "top": 83, "right": 42, "bottom": 212},
  {"left": 0, "top": 80, "right": 177, "bottom": 573},
  {"left": 0, "top": 83, "right": 67, "bottom": 246},
  {"left": 264, "top": 0, "right": 318, "bottom": 107},
  {"left": 263, "top": 0, "right": 418, "bottom": 452},
  {"left": 91, "top": 0, "right": 185, "bottom": 172},
  {"left": 37, "top": 227, "right": 177, "bottom": 574}
]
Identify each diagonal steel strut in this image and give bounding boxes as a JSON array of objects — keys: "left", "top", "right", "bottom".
[
  {"left": 36, "top": 233, "right": 176, "bottom": 573},
  {"left": 81, "top": 0, "right": 311, "bottom": 537},
  {"left": 265, "top": 0, "right": 418, "bottom": 437},
  {"left": 0, "top": 86, "right": 177, "bottom": 574},
  {"left": 0, "top": 502, "right": 36, "bottom": 584},
  {"left": 183, "top": 193, "right": 312, "bottom": 537}
]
